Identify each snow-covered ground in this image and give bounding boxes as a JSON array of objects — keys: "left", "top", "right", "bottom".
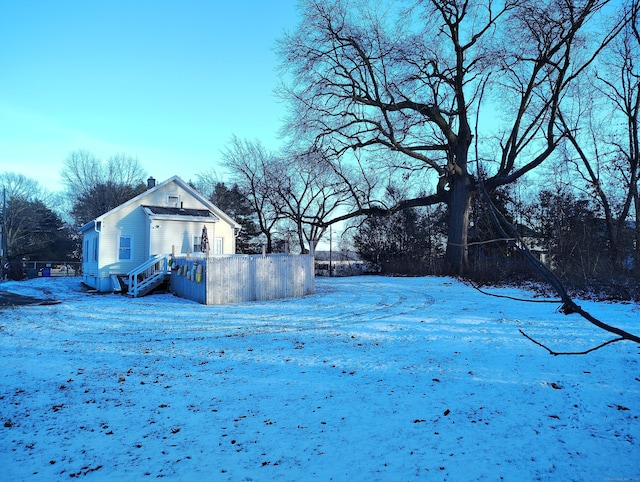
[{"left": 0, "top": 276, "right": 638, "bottom": 481}]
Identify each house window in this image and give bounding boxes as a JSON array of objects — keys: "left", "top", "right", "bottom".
[
  {"left": 193, "top": 236, "right": 202, "bottom": 253},
  {"left": 167, "top": 194, "right": 180, "bottom": 206},
  {"left": 84, "top": 240, "right": 89, "bottom": 262},
  {"left": 213, "top": 237, "right": 223, "bottom": 255},
  {"left": 118, "top": 235, "right": 133, "bottom": 261},
  {"left": 93, "top": 238, "right": 98, "bottom": 262}
]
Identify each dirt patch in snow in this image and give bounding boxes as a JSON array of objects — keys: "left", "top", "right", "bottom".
[{"left": 0, "top": 291, "right": 60, "bottom": 307}]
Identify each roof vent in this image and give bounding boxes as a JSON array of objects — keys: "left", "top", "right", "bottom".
[{"left": 147, "top": 177, "right": 156, "bottom": 189}]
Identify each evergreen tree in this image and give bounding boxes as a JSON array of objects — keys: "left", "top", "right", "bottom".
[
  {"left": 354, "top": 206, "right": 441, "bottom": 275},
  {"left": 534, "top": 189, "right": 605, "bottom": 286},
  {"left": 5, "top": 197, "right": 75, "bottom": 260},
  {"left": 210, "top": 182, "right": 261, "bottom": 253}
]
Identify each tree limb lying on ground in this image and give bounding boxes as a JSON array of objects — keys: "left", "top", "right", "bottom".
[
  {"left": 518, "top": 330, "right": 625, "bottom": 356},
  {"left": 477, "top": 179, "right": 640, "bottom": 355}
]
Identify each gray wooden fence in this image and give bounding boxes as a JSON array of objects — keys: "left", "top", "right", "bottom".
[{"left": 169, "top": 253, "right": 315, "bottom": 305}]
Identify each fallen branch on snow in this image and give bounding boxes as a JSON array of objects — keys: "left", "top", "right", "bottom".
[
  {"left": 477, "top": 178, "right": 640, "bottom": 354},
  {"left": 518, "top": 329, "right": 625, "bottom": 356}
]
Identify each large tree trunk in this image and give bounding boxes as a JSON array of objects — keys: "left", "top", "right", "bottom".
[
  {"left": 265, "top": 233, "right": 273, "bottom": 254},
  {"left": 444, "top": 109, "right": 473, "bottom": 273},
  {"left": 635, "top": 193, "right": 640, "bottom": 275},
  {"left": 297, "top": 223, "right": 307, "bottom": 254},
  {"left": 445, "top": 173, "right": 472, "bottom": 273}
]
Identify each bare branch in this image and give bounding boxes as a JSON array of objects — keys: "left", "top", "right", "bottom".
[
  {"left": 519, "top": 330, "right": 626, "bottom": 356},
  {"left": 478, "top": 175, "right": 640, "bottom": 352}
]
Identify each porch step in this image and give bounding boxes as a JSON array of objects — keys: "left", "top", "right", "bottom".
[
  {"left": 125, "top": 254, "right": 170, "bottom": 298},
  {"left": 126, "top": 272, "right": 169, "bottom": 298}
]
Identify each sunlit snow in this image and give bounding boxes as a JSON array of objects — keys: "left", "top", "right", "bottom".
[{"left": 1, "top": 276, "right": 638, "bottom": 480}]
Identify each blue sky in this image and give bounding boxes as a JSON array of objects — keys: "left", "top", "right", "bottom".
[{"left": 0, "top": 1, "right": 299, "bottom": 192}]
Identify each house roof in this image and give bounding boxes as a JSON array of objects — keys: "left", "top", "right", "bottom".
[
  {"left": 142, "top": 205, "right": 219, "bottom": 220},
  {"left": 79, "top": 175, "right": 241, "bottom": 233}
]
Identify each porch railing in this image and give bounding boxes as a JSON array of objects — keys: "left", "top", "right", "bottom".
[{"left": 126, "top": 254, "right": 169, "bottom": 297}]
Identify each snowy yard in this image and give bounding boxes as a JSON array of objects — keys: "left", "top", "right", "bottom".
[{"left": 0, "top": 276, "right": 638, "bottom": 481}]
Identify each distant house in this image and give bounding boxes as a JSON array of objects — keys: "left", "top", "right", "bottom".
[{"left": 79, "top": 176, "right": 241, "bottom": 294}]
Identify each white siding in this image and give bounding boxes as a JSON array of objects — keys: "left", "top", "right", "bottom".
[
  {"left": 97, "top": 203, "right": 148, "bottom": 278},
  {"left": 81, "top": 229, "right": 100, "bottom": 289},
  {"left": 81, "top": 177, "right": 240, "bottom": 291},
  {"left": 145, "top": 182, "right": 237, "bottom": 255},
  {"left": 150, "top": 220, "right": 225, "bottom": 256},
  {"left": 143, "top": 182, "right": 208, "bottom": 210}
]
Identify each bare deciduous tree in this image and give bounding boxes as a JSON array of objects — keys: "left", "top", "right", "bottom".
[
  {"left": 61, "top": 150, "right": 147, "bottom": 225},
  {"left": 278, "top": 0, "right": 629, "bottom": 273},
  {"left": 61, "top": 150, "right": 146, "bottom": 198},
  {"left": 222, "top": 136, "right": 284, "bottom": 253},
  {"left": 223, "top": 138, "right": 354, "bottom": 254},
  {"left": 269, "top": 147, "right": 353, "bottom": 253},
  {"left": 0, "top": 171, "right": 47, "bottom": 202},
  {"left": 558, "top": 0, "right": 639, "bottom": 272}
]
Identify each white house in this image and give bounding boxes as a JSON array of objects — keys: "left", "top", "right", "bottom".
[{"left": 79, "top": 175, "right": 241, "bottom": 294}]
